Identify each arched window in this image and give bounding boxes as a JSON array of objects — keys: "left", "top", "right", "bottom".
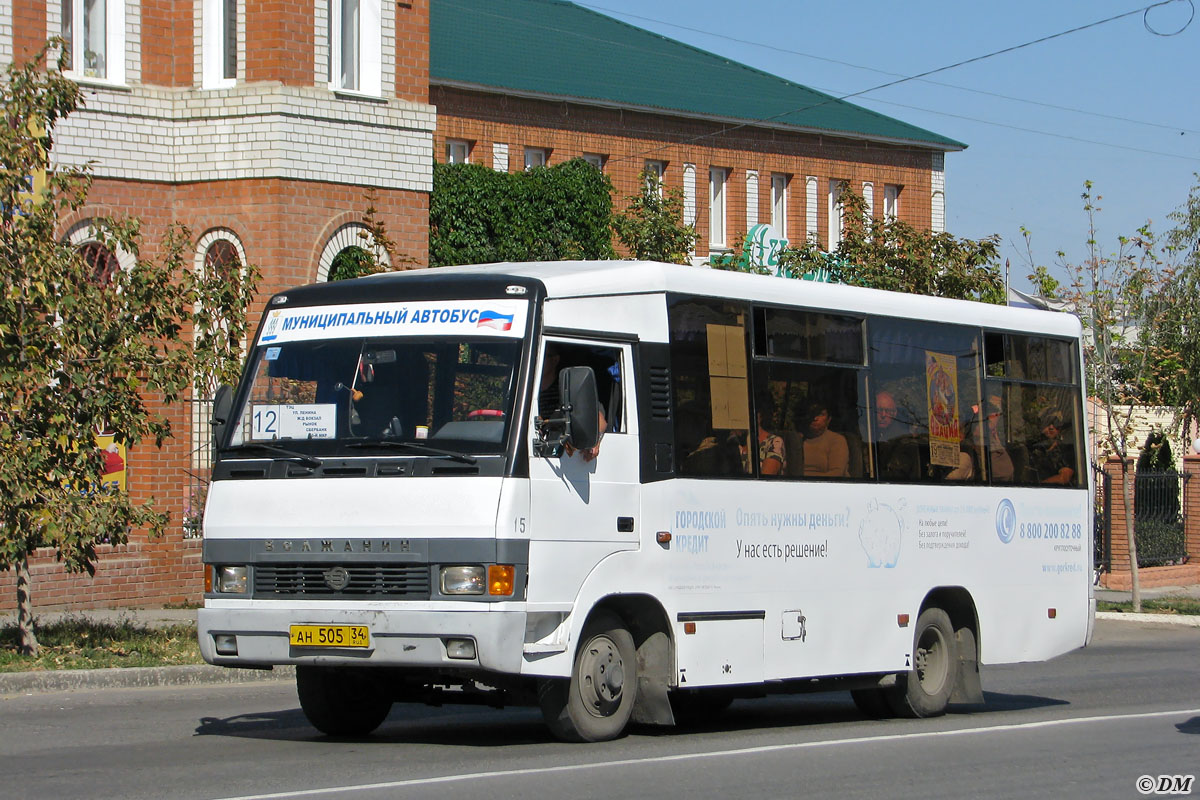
[
  {"left": 65, "top": 220, "right": 135, "bottom": 283},
  {"left": 203, "top": 237, "right": 242, "bottom": 281},
  {"left": 328, "top": 245, "right": 372, "bottom": 281},
  {"left": 317, "top": 223, "right": 389, "bottom": 282},
  {"left": 78, "top": 241, "right": 120, "bottom": 285}
]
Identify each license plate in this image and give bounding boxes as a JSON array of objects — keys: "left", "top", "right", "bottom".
[{"left": 289, "top": 624, "right": 370, "bottom": 648}]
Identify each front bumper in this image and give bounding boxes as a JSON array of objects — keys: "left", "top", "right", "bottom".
[{"left": 198, "top": 606, "right": 527, "bottom": 674}]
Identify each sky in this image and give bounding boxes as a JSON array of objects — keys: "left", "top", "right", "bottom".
[{"left": 576, "top": 0, "right": 1200, "bottom": 292}]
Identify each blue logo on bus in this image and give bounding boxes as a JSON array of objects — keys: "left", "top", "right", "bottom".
[{"left": 995, "top": 499, "right": 1017, "bottom": 544}]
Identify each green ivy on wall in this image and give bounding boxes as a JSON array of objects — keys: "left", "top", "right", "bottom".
[{"left": 430, "top": 158, "right": 616, "bottom": 266}]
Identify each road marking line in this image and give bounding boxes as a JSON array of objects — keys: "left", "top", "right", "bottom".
[{"left": 212, "top": 707, "right": 1200, "bottom": 800}]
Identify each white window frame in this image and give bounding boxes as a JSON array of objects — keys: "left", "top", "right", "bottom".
[
  {"left": 828, "top": 179, "right": 845, "bottom": 251},
  {"left": 202, "top": 0, "right": 238, "bottom": 89},
  {"left": 884, "top": 184, "right": 901, "bottom": 221},
  {"left": 582, "top": 153, "right": 605, "bottom": 171},
  {"left": 446, "top": 139, "right": 470, "bottom": 164},
  {"left": 524, "top": 147, "right": 548, "bottom": 169},
  {"left": 745, "top": 170, "right": 758, "bottom": 229},
  {"left": 771, "top": 173, "right": 788, "bottom": 238},
  {"left": 329, "top": 0, "right": 381, "bottom": 96},
  {"left": 62, "top": 0, "right": 126, "bottom": 85},
  {"left": 644, "top": 160, "right": 666, "bottom": 195},
  {"left": 709, "top": 167, "right": 728, "bottom": 249}
]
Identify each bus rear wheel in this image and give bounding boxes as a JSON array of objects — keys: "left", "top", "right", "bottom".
[
  {"left": 296, "top": 665, "right": 392, "bottom": 736},
  {"left": 539, "top": 610, "right": 638, "bottom": 742},
  {"left": 888, "top": 607, "right": 957, "bottom": 718}
]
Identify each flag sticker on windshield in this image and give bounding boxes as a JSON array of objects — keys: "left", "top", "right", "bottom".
[{"left": 476, "top": 310, "right": 514, "bottom": 331}]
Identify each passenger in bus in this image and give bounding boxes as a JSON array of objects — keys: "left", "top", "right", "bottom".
[
  {"left": 1030, "top": 409, "right": 1075, "bottom": 485},
  {"left": 944, "top": 443, "right": 977, "bottom": 480},
  {"left": 873, "top": 390, "right": 921, "bottom": 480},
  {"left": 756, "top": 398, "right": 786, "bottom": 477},
  {"left": 982, "top": 394, "right": 1016, "bottom": 482},
  {"left": 802, "top": 402, "right": 849, "bottom": 478}
]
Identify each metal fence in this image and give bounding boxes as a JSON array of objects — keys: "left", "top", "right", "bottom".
[
  {"left": 1095, "top": 467, "right": 1110, "bottom": 573},
  {"left": 1134, "top": 471, "right": 1189, "bottom": 567},
  {"left": 1095, "top": 469, "right": 1190, "bottom": 571},
  {"left": 185, "top": 398, "right": 215, "bottom": 539}
]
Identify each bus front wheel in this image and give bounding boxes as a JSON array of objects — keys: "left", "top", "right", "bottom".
[
  {"left": 296, "top": 665, "right": 392, "bottom": 736},
  {"left": 539, "top": 610, "right": 638, "bottom": 742},
  {"left": 888, "top": 607, "right": 957, "bottom": 718}
]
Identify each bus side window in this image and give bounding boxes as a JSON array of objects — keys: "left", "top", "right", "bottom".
[{"left": 538, "top": 343, "right": 624, "bottom": 433}]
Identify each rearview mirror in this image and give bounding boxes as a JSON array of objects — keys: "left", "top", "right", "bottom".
[
  {"left": 560, "top": 366, "right": 600, "bottom": 451},
  {"left": 211, "top": 384, "right": 234, "bottom": 452},
  {"left": 534, "top": 366, "right": 600, "bottom": 456}
]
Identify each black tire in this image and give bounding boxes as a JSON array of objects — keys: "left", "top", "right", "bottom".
[
  {"left": 539, "top": 610, "right": 638, "bottom": 742},
  {"left": 887, "top": 607, "right": 957, "bottom": 718},
  {"left": 296, "top": 665, "right": 392, "bottom": 736},
  {"left": 850, "top": 688, "right": 893, "bottom": 719},
  {"left": 669, "top": 689, "right": 735, "bottom": 725}
]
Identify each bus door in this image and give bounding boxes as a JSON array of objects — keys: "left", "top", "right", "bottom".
[{"left": 528, "top": 339, "right": 639, "bottom": 584}]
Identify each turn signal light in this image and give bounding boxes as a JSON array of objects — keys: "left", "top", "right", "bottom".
[{"left": 488, "top": 565, "right": 515, "bottom": 596}]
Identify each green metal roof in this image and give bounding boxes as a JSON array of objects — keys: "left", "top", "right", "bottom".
[{"left": 431, "top": 0, "right": 965, "bottom": 151}]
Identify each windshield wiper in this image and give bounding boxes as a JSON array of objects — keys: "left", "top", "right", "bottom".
[
  {"left": 220, "top": 443, "right": 323, "bottom": 468},
  {"left": 344, "top": 439, "right": 478, "bottom": 465}
]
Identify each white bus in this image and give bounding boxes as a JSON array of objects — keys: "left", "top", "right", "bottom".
[{"left": 198, "top": 261, "right": 1094, "bottom": 742}]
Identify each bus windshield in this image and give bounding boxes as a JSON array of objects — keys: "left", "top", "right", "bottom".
[{"left": 226, "top": 336, "right": 522, "bottom": 456}]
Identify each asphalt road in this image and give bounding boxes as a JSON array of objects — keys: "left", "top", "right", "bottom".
[{"left": 1, "top": 619, "right": 1196, "bottom": 800}]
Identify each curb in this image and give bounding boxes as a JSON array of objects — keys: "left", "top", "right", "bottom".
[
  {"left": 1095, "top": 611, "right": 1200, "bottom": 627},
  {"left": 0, "top": 663, "right": 295, "bottom": 697}
]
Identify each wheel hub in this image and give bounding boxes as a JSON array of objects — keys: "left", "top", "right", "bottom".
[
  {"left": 915, "top": 627, "right": 949, "bottom": 694},
  {"left": 579, "top": 635, "right": 625, "bottom": 716}
]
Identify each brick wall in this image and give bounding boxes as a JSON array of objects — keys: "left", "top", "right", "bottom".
[
  {"left": 141, "top": 0, "right": 193, "bottom": 86},
  {"left": 11, "top": 0, "right": 47, "bottom": 64},
  {"left": 393, "top": 0, "right": 429, "bottom": 104},
  {"left": 245, "top": 0, "right": 313, "bottom": 85},
  {"left": 433, "top": 87, "right": 939, "bottom": 259}
]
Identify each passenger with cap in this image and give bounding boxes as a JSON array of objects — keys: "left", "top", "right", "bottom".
[{"left": 1030, "top": 408, "right": 1074, "bottom": 485}]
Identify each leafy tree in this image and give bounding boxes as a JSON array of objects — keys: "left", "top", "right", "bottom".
[
  {"left": 738, "top": 186, "right": 1004, "bottom": 303},
  {"left": 0, "top": 44, "right": 258, "bottom": 654},
  {"left": 1052, "top": 182, "right": 1180, "bottom": 610},
  {"left": 430, "top": 158, "right": 614, "bottom": 266},
  {"left": 1143, "top": 174, "right": 1200, "bottom": 436},
  {"left": 611, "top": 169, "right": 696, "bottom": 264}
]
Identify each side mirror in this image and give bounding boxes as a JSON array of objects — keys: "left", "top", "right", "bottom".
[
  {"left": 211, "top": 384, "right": 234, "bottom": 452},
  {"left": 534, "top": 366, "right": 600, "bottom": 456},
  {"left": 560, "top": 366, "right": 600, "bottom": 451}
]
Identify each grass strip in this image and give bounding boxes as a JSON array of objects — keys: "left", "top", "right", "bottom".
[
  {"left": 1096, "top": 596, "right": 1200, "bottom": 616},
  {"left": 0, "top": 615, "right": 203, "bottom": 673}
]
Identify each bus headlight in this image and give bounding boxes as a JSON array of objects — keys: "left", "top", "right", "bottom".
[
  {"left": 214, "top": 565, "right": 248, "bottom": 594},
  {"left": 440, "top": 565, "right": 485, "bottom": 595}
]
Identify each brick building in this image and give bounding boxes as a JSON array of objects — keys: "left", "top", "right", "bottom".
[
  {"left": 0, "top": 0, "right": 963, "bottom": 610},
  {"left": 432, "top": 0, "right": 963, "bottom": 261}
]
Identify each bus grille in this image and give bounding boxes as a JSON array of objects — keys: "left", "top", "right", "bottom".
[{"left": 253, "top": 563, "right": 431, "bottom": 599}]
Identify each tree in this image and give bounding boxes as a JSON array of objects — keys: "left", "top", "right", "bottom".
[
  {"left": 1051, "top": 182, "right": 1180, "bottom": 611},
  {"left": 611, "top": 169, "right": 696, "bottom": 264},
  {"left": 748, "top": 187, "right": 1004, "bottom": 303},
  {"left": 0, "top": 44, "right": 259, "bottom": 654},
  {"left": 1143, "top": 174, "right": 1200, "bottom": 437}
]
